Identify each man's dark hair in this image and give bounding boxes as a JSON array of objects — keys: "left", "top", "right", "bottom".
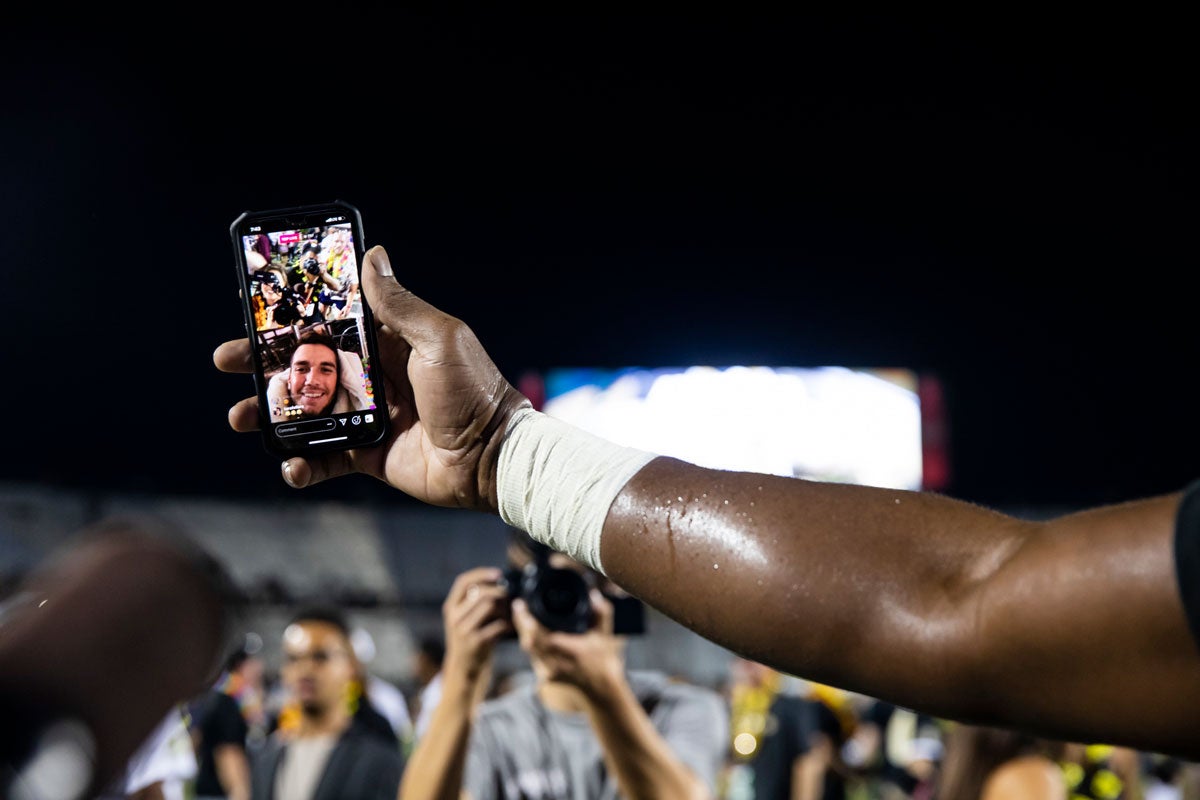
[
  {"left": 508, "top": 526, "right": 554, "bottom": 565},
  {"left": 290, "top": 332, "right": 341, "bottom": 365},
  {"left": 288, "top": 604, "right": 352, "bottom": 640}
]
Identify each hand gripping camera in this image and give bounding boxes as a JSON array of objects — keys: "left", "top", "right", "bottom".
[{"left": 499, "top": 542, "right": 645, "bottom": 636}]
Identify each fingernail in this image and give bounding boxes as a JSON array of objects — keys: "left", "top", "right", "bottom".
[
  {"left": 372, "top": 247, "right": 393, "bottom": 278},
  {"left": 282, "top": 461, "right": 299, "bottom": 488}
]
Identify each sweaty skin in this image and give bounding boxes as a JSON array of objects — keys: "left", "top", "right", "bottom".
[{"left": 214, "top": 245, "right": 1200, "bottom": 759}]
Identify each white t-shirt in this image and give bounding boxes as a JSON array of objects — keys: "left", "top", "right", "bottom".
[
  {"left": 273, "top": 733, "right": 339, "bottom": 800},
  {"left": 124, "top": 706, "right": 198, "bottom": 796},
  {"left": 413, "top": 671, "right": 443, "bottom": 742},
  {"left": 367, "top": 674, "right": 412, "bottom": 742},
  {"left": 463, "top": 670, "right": 727, "bottom": 800}
]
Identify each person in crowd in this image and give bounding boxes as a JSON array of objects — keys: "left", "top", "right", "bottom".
[
  {"left": 105, "top": 704, "right": 200, "bottom": 800},
  {"left": 350, "top": 626, "right": 414, "bottom": 748},
  {"left": 726, "top": 656, "right": 852, "bottom": 800},
  {"left": 397, "top": 530, "right": 728, "bottom": 799},
  {"left": 189, "top": 646, "right": 254, "bottom": 800},
  {"left": 1058, "top": 741, "right": 1143, "bottom": 800},
  {"left": 840, "top": 698, "right": 944, "bottom": 800},
  {"left": 934, "top": 723, "right": 1066, "bottom": 800},
  {"left": 218, "top": 637, "right": 270, "bottom": 752},
  {"left": 215, "top": 243, "right": 1200, "bottom": 760},
  {"left": 410, "top": 634, "right": 446, "bottom": 744},
  {"left": 250, "top": 606, "right": 403, "bottom": 800}
]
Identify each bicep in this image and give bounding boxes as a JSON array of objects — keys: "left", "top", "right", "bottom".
[{"left": 968, "top": 492, "right": 1200, "bottom": 753}]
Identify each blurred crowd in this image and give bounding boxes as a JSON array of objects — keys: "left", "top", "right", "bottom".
[{"left": 110, "top": 603, "right": 1199, "bottom": 800}]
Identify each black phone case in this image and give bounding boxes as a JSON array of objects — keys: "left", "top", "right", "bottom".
[{"left": 230, "top": 199, "right": 389, "bottom": 458}]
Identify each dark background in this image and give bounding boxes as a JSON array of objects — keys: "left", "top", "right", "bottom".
[{"left": 2, "top": 11, "right": 1193, "bottom": 512}]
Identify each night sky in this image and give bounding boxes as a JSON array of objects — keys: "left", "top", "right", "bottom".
[{"left": 3, "top": 11, "right": 1194, "bottom": 512}]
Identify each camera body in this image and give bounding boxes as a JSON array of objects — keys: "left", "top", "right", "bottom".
[{"left": 499, "top": 561, "right": 646, "bottom": 636}]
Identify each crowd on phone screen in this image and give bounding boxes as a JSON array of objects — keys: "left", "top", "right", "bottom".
[
  {"left": 245, "top": 226, "right": 360, "bottom": 336},
  {"left": 72, "top": 583, "right": 1197, "bottom": 800}
]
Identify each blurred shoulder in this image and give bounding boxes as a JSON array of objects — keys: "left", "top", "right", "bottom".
[{"left": 981, "top": 754, "right": 1066, "bottom": 800}]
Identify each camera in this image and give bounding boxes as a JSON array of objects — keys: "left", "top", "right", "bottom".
[
  {"left": 303, "top": 257, "right": 321, "bottom": 276},
  {"left": 499, "top": 560, "right": 645, "bottom": 636}
]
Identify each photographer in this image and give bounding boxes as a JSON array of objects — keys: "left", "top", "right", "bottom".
[{"left": 398, "top": 532, "right": 727, "bottom": 800}]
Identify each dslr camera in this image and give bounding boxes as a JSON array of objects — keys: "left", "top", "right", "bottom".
[{"left": 499, "top": 555, "right": 645, "bottom": 636}]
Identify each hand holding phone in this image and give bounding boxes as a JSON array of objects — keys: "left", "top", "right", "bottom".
[{"left": 229, "top": 200, "right": 389, "bottom": 458}]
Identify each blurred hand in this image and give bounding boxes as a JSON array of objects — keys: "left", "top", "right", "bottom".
[
  {"left": 441, "top": 567, "right": 512, "bottom": 687},
  {"left": 513, "top": 589, "right": 625, "bottom": 699},
  {"left": 213, "top": 245, "right": 530, "bottom": 511}
]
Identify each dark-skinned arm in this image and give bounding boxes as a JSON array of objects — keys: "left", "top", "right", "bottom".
[
  {"left": 602, "top": 459, "right": 1200, "bottom": 758},
  {"left": 215, "top": 244, "right": 1200, "bottom": 760}
]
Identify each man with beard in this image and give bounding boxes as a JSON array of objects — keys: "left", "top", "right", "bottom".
[
  {"left": 250, "top": 607, "right": 403, "bottom": 800},
  {"left": 265, "top": 334, "right": 372, "bottom": 422}
]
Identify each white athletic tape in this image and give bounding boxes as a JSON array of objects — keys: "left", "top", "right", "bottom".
[{"left": 497, "top": 407, "right": 657, "bottom": 574}]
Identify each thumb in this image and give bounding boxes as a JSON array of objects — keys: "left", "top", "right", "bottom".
[{"left": 361, "top": 245, "right": 448, "bottom": 342}]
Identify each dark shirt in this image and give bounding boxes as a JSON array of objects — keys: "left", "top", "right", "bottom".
[
  {"left": 250, "top": 724, "right": 404, "bottom": 800},
  {"left": 750, "top": 693, "right": 817, "bottom": 800},
  {"left": 191, "top": 689, "right": 249, "bottom": 797}
]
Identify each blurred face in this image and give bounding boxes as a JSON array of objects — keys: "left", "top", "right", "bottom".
[
  {"left": 288, "top": 343, "right": 338, "bottom": 417},
  {"left": 281, "top": 621, "right": 356, "bottom": 716}
]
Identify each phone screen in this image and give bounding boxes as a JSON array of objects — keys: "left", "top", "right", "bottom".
[{"left": 230, "top": 201, "right": 388, "bottom": 457}]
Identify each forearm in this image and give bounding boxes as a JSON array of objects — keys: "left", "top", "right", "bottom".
[
  {"left": 600, "top": 457, "right": 1200, "bottom": 752},
  {"left": 397, "top": 671, "right": 477, "bottom": 800},
  {"left": 214, "top": 745, "right": 251, "bottom": 800},
  {"left": 583, "top": 670, "right": 710, "bottom": 800}
]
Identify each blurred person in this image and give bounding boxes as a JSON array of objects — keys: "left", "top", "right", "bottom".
[
  {"left": 251, "top": 605, "right": 403, "bottom": 800},
  {"left": 397, "top": 533, "right": 728, "bottom": 800},
  {"left": 933, "top": 723, "right": 1065, "bottom": 800},
  {"left": 218, "top": 637, "right": 270, "bottom": 751},
  {"left": 840, "top": 699, "right": 944, "bottom": 800},
  {"left": 311, "top": 229, "right": 360, "bottom": 321},
  {"left": 409, "top": 635, "right": 445, "bottom": 744},
  {"left": 350, "top": 626, "right": 414, "bottom": 746},
  {"left": 0, "top": 515, "right": 236, "bottom": 800},
  {"left": 726, "top": 657, "right": 852, "bottom": 800},
  {"left": 215, "top": 243, "right": 1200, "bottom": 760},
  {"left": 101, "top": 705, "right": 199, "bottom": 800},
  {"left": 188, "top": 646, "right": 255, "bottom": 800},
  {"left": 265, "top": 333, "right": 373, "bottom": 422},
  {"left": 1058, "top": 742, "right": 1142, "bottom": 800},
  {"left": 1141, "top": 752, "right": 1200, "bottom": 800}
]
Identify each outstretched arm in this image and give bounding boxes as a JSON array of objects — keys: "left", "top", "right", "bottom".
[
  {"left": 602, "top": 459, "right": 1200, "bottom": 756},
  {"left": 215, "top": 244, "right": 1200, "bottom": 759}
]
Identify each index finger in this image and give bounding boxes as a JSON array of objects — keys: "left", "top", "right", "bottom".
[
  {"left": 448, "top": 567, "right": 504, "bottom": 604},
  {"left": 213, "top": 339, "right": 253, "bottom": 374}
]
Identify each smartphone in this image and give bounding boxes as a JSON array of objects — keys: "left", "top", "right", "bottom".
[{"left": 230, "top": 200, "right": 389, "bottom": 458}]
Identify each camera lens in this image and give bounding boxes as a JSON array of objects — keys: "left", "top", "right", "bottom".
[{"left": 526, "top": 567, "right": 590, "bottom": 634}]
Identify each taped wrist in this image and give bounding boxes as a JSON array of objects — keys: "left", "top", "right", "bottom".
[{"left": 497, "top": 407, "right": 657, "bottom": 574}]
